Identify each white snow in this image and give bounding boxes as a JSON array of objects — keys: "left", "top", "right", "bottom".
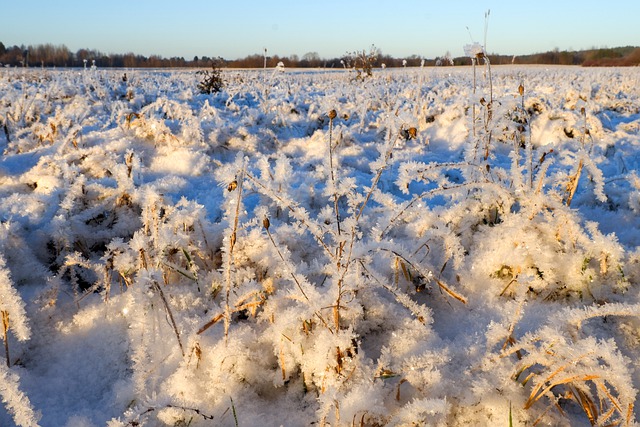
[{"left": 0, "top": 64, "right": 639, "bottom": 426}]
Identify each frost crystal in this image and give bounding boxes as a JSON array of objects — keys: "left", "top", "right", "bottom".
[
  {"left": 464, "top": 42, "right": 485, "bottom": 58},
  {"left": 0, "top": 254, "right": 30, "bottom": 342},
  {"left": 0, "top": 364, "right": 41, "bottom": 427}
]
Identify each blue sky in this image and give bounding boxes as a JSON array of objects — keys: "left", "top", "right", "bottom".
[{"left": 2, "top": 0, "right": 639, "bottom": 59}]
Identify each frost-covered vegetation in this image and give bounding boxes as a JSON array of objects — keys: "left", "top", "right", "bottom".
[{"left": 0, "top": 64, "right": 639, "bottom": 426}]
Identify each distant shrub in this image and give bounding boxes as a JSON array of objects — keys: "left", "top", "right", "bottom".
[
  {"left": 344, "top": 45, "right": 379, "bottom": 81},
  {"left": 196, "top": 59, "right": 224, "bottom": 94}
]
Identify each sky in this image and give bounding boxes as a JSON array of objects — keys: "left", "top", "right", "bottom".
[{"left": 2, "top": 0, "right": 639, "bottom": 60}]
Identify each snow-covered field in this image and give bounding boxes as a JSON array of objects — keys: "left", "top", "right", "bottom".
[{"left": 1, "top": 64, "right": 639, "bottom": 427}]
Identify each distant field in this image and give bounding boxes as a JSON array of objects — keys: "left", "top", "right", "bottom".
[{"left": 1, "top": 65, "right": 639, "bottom": 426}]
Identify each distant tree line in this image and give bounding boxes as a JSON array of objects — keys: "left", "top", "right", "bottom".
[
  {"left": 0, "top": 42, "right": 193, "bottom": 68},
  {"left": 466, "top": 46, "right": 640, "bottom": 67},
  {"left": 1, "top": 41, "right": 638, "bottom": 69}
]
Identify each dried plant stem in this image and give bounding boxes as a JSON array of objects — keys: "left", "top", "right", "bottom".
[
  {"left": 472, "top": 58, "right": 477, "bottom": 140},
  {"left": 524, "top": 352, "right": 596, "bottom": 410},
  {"left": 380, "top": 181, "right": 501, "bottom": 239},
  {"left": 263, "top": 221, "right": 333, "bottom": 332},
  {"left": 328, "top": 113, "right": 342, "bottom": 238},
  {"left": 565, "top": 159, "right": 584, "bottom": 207},
  {"left": 230, "top": 396, "right": 239, "bottom": 427},
  {"left": 482, "top": 55, "right": 493, "bottom": 162},
  {"left": 485, "top": 56, "right": 493, "bottom": 105},
  {"left": 224, "top": 164, "right": 246, "bottom": 340},
  {"left": 2, "top": 310, "right": 10, "bottom": 367},
  {"left": 245, "top": 171, "right": 335, "bottom": 261},
  {"left": 151, "top": 280, "right": 185, "bottom": 357},
  {"left": 197, "top": 313, "right": 224, "bottom": 335},
  {"left": 359, "top": 260, "right": 430, "bottom": 324},
  {"left": 2, "top": 120, "right": 10, "bottom": 143},
  {"left": 379, "top": 248, "right": 467, "bottom": 304},
  {"left": 355, "top": 130, "right": 401, "bottom": 222},
  {"left": 127, "top": 404, "right": 215, "bottom": 424},
  {"left": 265, "top": 228, "right": 309, "bottom": 302}
]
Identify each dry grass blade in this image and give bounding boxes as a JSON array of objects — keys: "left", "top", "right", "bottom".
[
  {"left": 433, "top": 276, "right": 468, "bottom": 305},
  {"left": 396, "top": 257, "right": 413, "bottom": 282},
  {"left": 565, "top": 159, "right": 584, "bottom": 207},
  {"left": 570, "top": 384, "right": 598, "bottom": 425},
  {"left": 524, "top": 352, "right": 593, "bottom": 409},
  {"left": 2, "top": 310, "right": 10, "bottom": 367},
  {"left": 526, "top": 374, "right": 601, "bottom": 410},
  {"left": 279, "top": 341, "right": 287, "bottom": 381},
  {"left": 595, "top": 380, "right": 623, "bottom": 413},
  {"left": 197, "top": 313, "right": 224, "bottom": 335},
  {"left": 380, "top": 247, "right": 468, "bottom": 304},
  {"left": 531, "top": 403, "right": 554, "bottom": 427}
]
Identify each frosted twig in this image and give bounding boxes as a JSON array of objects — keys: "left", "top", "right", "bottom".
[
  {"left": 245, "top": 171, "right": 336, "bottom": 261},
  {"left": 358, "top": 260, "right": 432, "bottom": 325},
  {"left": 355, "top": 127, "right": 402, "bottom": 222},
  {"left": 565, "top": 159, "right": 584, "bottom": 207},
  {"left": 327, "top": 110, "right": 342, "bottom": 238},
  {"left": 223, "top": 161, "right": 246, "bottom": 341},
  {"left": 380, "top": 181, "right": 504, "bottom": 239},
  {"left": 265, "top": 227, "right": 309, "bottom": 302},
  {"left": 377, "top": 247, "right": 467, "bottom": 304},
  {"left": 2, "top": 311, "right": 9, "bottom": 367},
  {"left": 151, "top": 280, "right": 185, "bottom": 357}
]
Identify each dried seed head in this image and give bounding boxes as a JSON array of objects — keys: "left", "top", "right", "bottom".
[
  {"left": 227, "top": 180, "right": 237, "bottom": 192},
  {"left": 518, "top": 83, "right": 524, "bottom": 97},
  {"left": 328, "top": 109, "right": 337, "bottom": 120},
  {"left": 407, "top": 127, "right": 417, "bottom": 140},
  {"left": 262, "top": 277, "right": 275, "bottom": 294},
  {"left": 263, "top": 217, "right": 270, "bottom": 230}
]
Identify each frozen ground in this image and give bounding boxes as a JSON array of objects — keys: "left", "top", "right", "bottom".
[{"left": 0, "top": 64, "right": 639, "bottom": 426}]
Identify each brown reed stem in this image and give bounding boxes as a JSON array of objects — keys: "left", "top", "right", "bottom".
[{"left": 2, "top": 310, "right": 10, "bottom": 367}]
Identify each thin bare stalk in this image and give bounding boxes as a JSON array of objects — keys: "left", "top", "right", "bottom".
[
  {"left": 379, "top": 248, "right": 467, "bottom": 304},
  {"left": 380, "top": 181, "right": 503, "bottom": 239},
  {"left": 565, "top": 159, "right": 584, "bottom": 207},
  {"left": 2, "top": 119, "right": 10, "bottom": 143},
  {"left": 230, "top": 396, "right": 239, "bottom": 427},
  {"left": 224, "top": 163, "right": 246, "bottom": 340},
  {"left": 355, "top": 129, "right": 401, "bottom": 222},
  {"left": 358, "top": 260, "right": 431, "bottom": 324},
  {"left": 485, "top": 56, "right": 493, "bottom": 105},
  {"left": 333, "top": 224, "right": 358, "bottom": 331},
  {"left": 472, "top": 58, "right": 477, "bottom": 140},
  {"left": 244, "top": 171, "right": 336, "bottom": 261},
  {"left": 264, "top": 226, "right": 309, "bottom": 302},
  {"left": 328, "top": 110, "right": 342, "bottom": 238},
  {"left": 151, "top": 280, "right": 185, "bottom": 357},
  {"left": 262, "top": 218, "right": 333, "bottom": 332},
  {"left": 2, "top": 310, "right": 10, "bottom": 367}
]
